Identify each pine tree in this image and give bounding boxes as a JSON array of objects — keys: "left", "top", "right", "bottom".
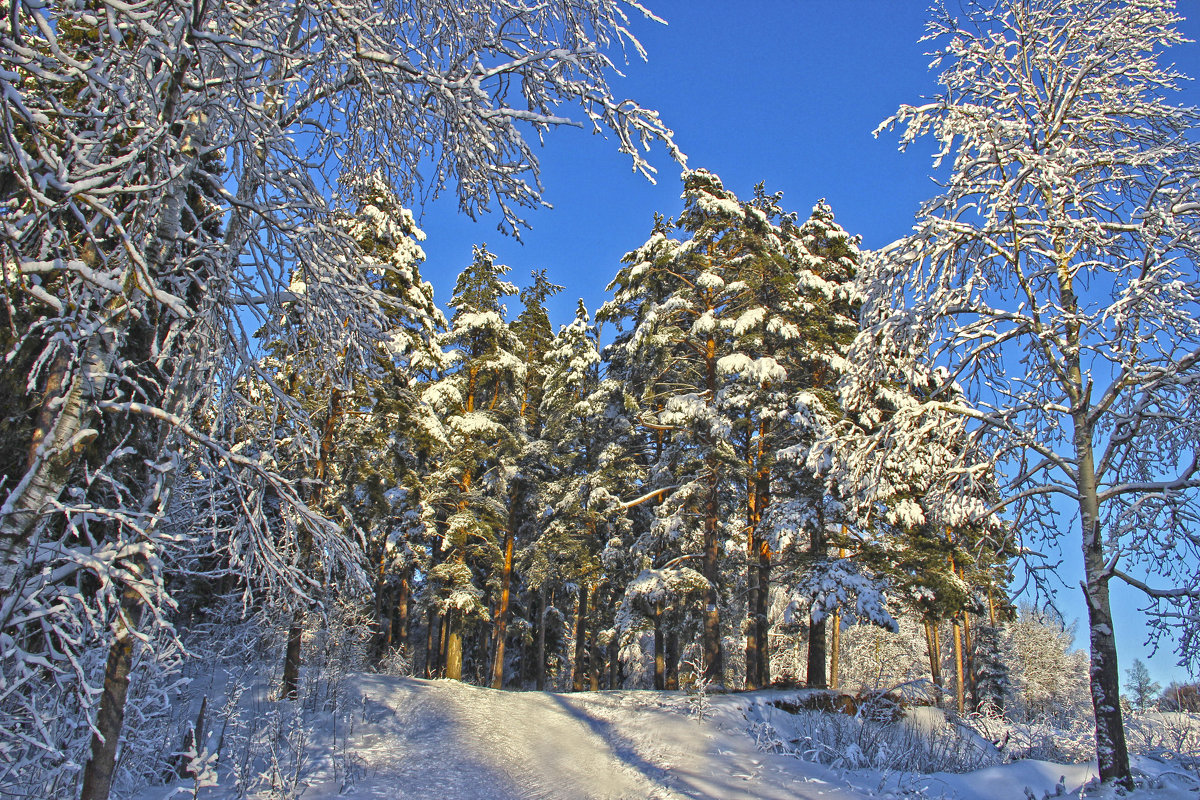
[
  {"left": 488, "top": 270, "right": 563, "bottom": 688},
  {"left": 603, "top": 170, "right": 766, "bottom": 685},
  {"left": 423, "top": 245, "right": 524, "bottom": 681},
  {"left": 329, "top": 172, "right": 447, "bottom": 663}
]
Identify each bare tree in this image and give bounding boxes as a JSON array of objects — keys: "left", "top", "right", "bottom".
[
  {"left": 870, "top": 0, "right": 1200, "bottom": 787},
  {"left": 0, "top": 1, "right": 678, "bottom": 796}
]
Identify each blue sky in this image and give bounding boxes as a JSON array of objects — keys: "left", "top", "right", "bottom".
[{"left": 412, "top": 2, "right": 1200, "bottom": 688}]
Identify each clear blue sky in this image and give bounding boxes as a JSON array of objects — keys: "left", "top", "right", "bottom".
[{"left": 413, "top": 1, "right": 1200, "bottom": 689}]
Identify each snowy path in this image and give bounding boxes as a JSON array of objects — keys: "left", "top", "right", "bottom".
[
  {"left": 175, "top": 674, "right": 1196, "bottom": 800},
  {"left": 333, "top": 676, "right": 862, "bottom": 800}
]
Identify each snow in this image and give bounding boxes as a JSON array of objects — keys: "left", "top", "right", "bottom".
[{"left": 146, "top": 674, "right": 1200, "bottom": 800}]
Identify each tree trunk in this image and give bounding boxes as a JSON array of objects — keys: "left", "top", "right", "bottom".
[
  {"left": 424, "top": 608, "right": 438, "bottom": 677},
  {"left": 535, "top": 586, "right": 547, "bottom": 691},
  {"left": 806, "top": 517, "right": 828, "bottom": 689},
  {"left": 572, "top": 584, "right": 589, "bottom": 691},
  {"left": 952, "top": 616, "right": 965, "bottom": 715},
  {"left": 438, "top": 611, "right": 450, "bottom": 675},
  {"left": 1077, "top": 424, "right": 1133, "bottom": 787},
  {"left": 829, "top": 609, "right": 841, "bottom": 691},
  {"left": 665, "top": 629, "right": 680, "bottom": 690},
  {"left": 653, "top": 604, "right": 666, "bottom": 690},
  {"left": 445, "top": 609, "right": 463, "bottom": 681},
  {"left": 490, "top": 527, "right": 515, "bottom": 689},
  {"left": 829, "top": 545, "right": 845, "bottom": 691},
  {"left": 702, "top": 463, "right": 723, "bottom": 685},
  {"left": 757, "top": 539, "right": 771, "bottom": 684},
  {"left": 962, "top": 603, "right": 974, "bottom": 708},
  {"left": 807, "top": 617, "right": 828, "bottom": 690},
  {"left": 745, "top": 536, "right": 760, "bottom": 690},
  {"left": 280, "top": 609, "right": 304, "bottom": 700},
  {"left": 744, "top": 414, "right": 762, "bottom": 690},
  {"left": 394, "top": 575, "right": 410, "bottom": 651},
  {"left": 924, "top": 618, "right": 942, "bottom": 697},
  {"left": 280, "top": 386, "right": 339, "bottom": 697},
  {"left": 588, "top": 591, "right": 602, "bottom": 691},
  {"left": 700, "top": 337, "right": 723, "bottom": 686},
  {"left": 607, "top": 640, "right": 620, "bottom": 689},
  {"left": 78, "top": 586, "right": 140, "bottom": 800}
]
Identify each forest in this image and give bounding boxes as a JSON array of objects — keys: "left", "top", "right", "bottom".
[{"left": 1, "top": 1, "right": 1199, "bottom": 799}]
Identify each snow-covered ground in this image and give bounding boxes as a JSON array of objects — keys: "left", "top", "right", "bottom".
[{"left": 146, "top": 674, "right": 1200, "bottom": 800}]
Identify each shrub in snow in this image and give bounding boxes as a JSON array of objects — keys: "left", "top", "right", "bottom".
[
  {"left": 835, "top": 618, "right": 927, "bottom": 696},
  {"left": 1002, "top": 606, "right": 1090, "bottom": 725},
  {"left": 747, "top": 697, "right": 1002, "bottom": 774}
]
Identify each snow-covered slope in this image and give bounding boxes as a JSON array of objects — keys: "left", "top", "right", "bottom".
[{"left": 158, "top": 674, "right": 1199, "bottom": 800}]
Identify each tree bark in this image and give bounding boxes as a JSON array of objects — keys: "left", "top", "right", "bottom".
[
  {"left": 572, "top": 584, "right": 589, "bottom": 691},
  {"left": 653, "top": 603, "right": 666, "bottom": 690},
  {"left": 445, "top": 609, "right": 463, "bottom": 681},
  {"left": 1055, "top": 199, "right": 1132, "bottom": 788},
  {"left": 665, "top": 629, "right": 680, "bottom": 690},
  {"left": 394, "top": 575, "right": 410, "bottom": 651},
  {"left": 807, "top": 617, "right": 828, "bottom": 690},
  {"left": 535, "top": 586, "right": 547, "bottom": 691},
  {"left": 757, "top": 538, "right": 771, "bottom": 685},
  {"left": 280, "top": 609, "right": 305, "bottom": 700},
  {"left": 744, "top": 414, "right": 761, "bottom": 690},
  {"left": 829, "top": 609, "right": 841, "bottom": 691},
  {"left": 424, "top": 607, "right": 438, "bottom": 677},
  {"left": 490, "top": 526, "right": 515, "bottom": 688},
  {"left": 745, "top": 539, "right": 760, "bottom": 690},
  {"left": 925, "top": 618, "right": 942, "bottom": 698},
  {"left": 607, "top": 640, "right": 620, "bottom": 690},
  {"left": 1077, "top": 425, "right": 1132, "bottom": 788},
  {"left": 699, "top": 335, "right": 723, "bottom": 686},
  {"left": 962, "top": 602, "right": 974, "bottom": 708},
  {"left": 589, "top": 622, "right": 601, "bottom": 692},
  {"left": 78, "top": 585, "right": 140, "bottom": 800},
  {"left": 806, "top": 517, "right": 828, "bottom": 689},
  {"left": 952, "top": 616, "right": 965, "bottom": 715}
]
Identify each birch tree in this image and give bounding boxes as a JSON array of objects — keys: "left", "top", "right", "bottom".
[
  {"left": 0, "top": 0, "right": 678, "bottom": 794},
  {"left": 871, "top": 0, "right": 1200, "bottom": 786}
]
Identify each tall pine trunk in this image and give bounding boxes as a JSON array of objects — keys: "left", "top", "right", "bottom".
[
  {"left": 952, "top": 616, "right": 965, "bottom": 715},
  {"left": 829, "top": 609, "right": 841, "bottom": 690},
  {"left": 924, "top": 619, "right": 942, "bottom": 699},
  {"left": 535, "top": 587, "right": 547, "bottom": 691},
  {"left": 653, "top": 603, "right": 666, "bottom": 690},
  {"left": 394, "top": 575, "right": 410, "bottom": 651},
  {"left": 744, "top": 414, "right": 763, "bottom": 689},
  {"left": 806, "top": 517, "right": 827, "bottom": 689},
  {"left": 665, "top": 629, "right": 680, "bottom": 690},
  {"left": 572, "top": 584, "right": 589, "bottom": 691},
  {"left": 490, "top": 525, "right": 515, "bottom": 688},
  {"left": 756, "top": 539, "right": 771, "bottom": 684},
  {"left": 445, "top": 608, "right": 463, "bottom": 681},
  {"left": 699, "top": 336, "right": 723, "bottom": 685}
]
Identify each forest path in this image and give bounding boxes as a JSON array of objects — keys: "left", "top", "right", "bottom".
[{"left": 329, "top": 675, "right": 865, "bottom": 800}]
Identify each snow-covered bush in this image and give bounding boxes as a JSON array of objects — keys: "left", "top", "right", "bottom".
[
  {"left": 836, "top": 618, "right": 927, "bottom": 695},
  {"left": 1125, "top": 711, "right": 1200, "bottom": 773},
  {"left": 1002, "top": 606, "right": 1090, "bottom": 724},
  {"left": 747, "top": 698, "right": 1001, "bottom": 774}
]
